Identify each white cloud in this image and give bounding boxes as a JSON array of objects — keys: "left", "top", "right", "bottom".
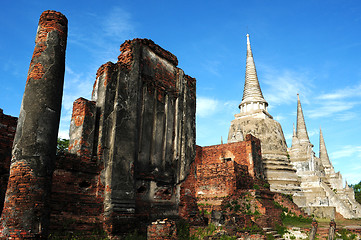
[
  {"left": 68, "top": 7, "right": 136, "bottom": 65},
  {"left": 58, "top": 129, "right": 70, "bottom": 139},
  {"left": 308, "top": 128, "right": 319, "bottom": 138},
  {"left": 103, "top": 7, "right": 135, "bottom": 39},
  {"left": 196, "top": 96, "right": 219, "bottom": 117},
  {"left": 307, "top": 101, "right": 358, "bottom": 119},
  {"left": 260, "top": 67, "right": 313, "bottom": 106},
  {"left": 330, "top": 145, "right": 361, "bottom": 160},
  {"left": 308, "top": 83, "right": 361, "bottom": 120},
  {"left": 201, "top": 60, "right": 221, "bottom": 77},
  {"left": 196, "top": 96, "right": 240, "bottom": 119},
  {"left": 335, "top": 112, "right": 358, "bottom": 121},
  {"left": 58, "top": 65, "right": 95, "bottom": 140},
  {"left": 284, "top": 132, "right": 293, "bottom": 141},
  {"left": 318, "top": 83, "right": 361, "bottom": 100},
  {"left": 274, "top": 115, "right": 285, "bottom": 121},
  {"left": 342, "top": 171, "right": 361, "bottom": 185}
]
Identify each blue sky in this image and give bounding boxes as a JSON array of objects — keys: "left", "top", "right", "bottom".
[{"left": 1, "top": 1, "right": 361, "bottom": 184}]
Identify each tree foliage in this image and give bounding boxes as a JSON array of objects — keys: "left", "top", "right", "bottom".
[{"left": 57, "top": 138, "right": 69, "bottom": 154}]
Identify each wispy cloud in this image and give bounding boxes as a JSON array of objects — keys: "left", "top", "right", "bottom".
[
  {"left": 318, "top": 83, "right": 361, "bottom": 100},
  {"left": 196, "top": 96, "right": 240, "bottom": 118},
  {"left": 342, "top": 171, "right": 361, "bottom": 185},
  {"left": 274, "top": 115, "right": 285, "bottom": 121},
  {"left": 328, "top": 145, "right": 361, "bottom": 184},
  {"left": 58, "top": 65, "right": 99, "bottom": 139},
  {"left": 308, "top": 128, "right": 319, "bottom": 138},
  {"left": 58, "top": 8, "right": 136, "bottom": 140},
  {"left": 196, "top": 96, "right": 220, "bottom": 117},
  {"left": 334, "top": 112, "right": 358, "bottom": 121},
  {"left": 260, "top": 67, "right": 314, "bottom": 106},
  {"left": 307, "top": 101, "right": 356, "bottom": 119},
  {"left": 284, "top": 132, "right": 293, "bottom": 141},
  {"left": 330, "top": 145, "right": 361, "bottom": 160},
  {"left": 306, "top": 82, "right": 361, "bottom": 120},
  {"left": 68, "top": 7, "right": 136, "bottom": 63},
  {"left": 201, "top": 60, "right": 221, "bottom": 77},
  {"left": 103, "top": 8, "right": 134, "bottom": 39}
]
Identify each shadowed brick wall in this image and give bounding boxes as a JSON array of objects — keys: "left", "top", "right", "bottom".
[{"left": 0, "top": 109, "right": 17, "bottom": 214}]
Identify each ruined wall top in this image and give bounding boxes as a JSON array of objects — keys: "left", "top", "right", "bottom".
[
  {"left": 118, "top": 38, "right": 178, "bottom": 66},
  {"left": 36, "top": 10, "right": 67, "bottom": 47}
]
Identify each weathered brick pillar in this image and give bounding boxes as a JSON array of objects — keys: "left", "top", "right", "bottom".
[
  {"left": 309, "top": 218, "right": 318, "bottom": 240},
  {"left": 0, "top": 10, "right": 67, "bottom": 239},
  {"left": 328, "top": 219, "right": 336, "bottom": 240},
  {"left": 68, "top": 97, "right": 96, "bottom": 158}
]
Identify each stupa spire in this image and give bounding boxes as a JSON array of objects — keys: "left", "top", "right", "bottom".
[
  {"left": 292, "top": 123, "right": 299, "bottom": 146},
  {"left": 293, "top": 123, "right": 296, "bottom": 136},
  {"left": 239, "top": 34, "right": 268, "bottom": 115},
  {"left": 296, "top": 94, "right": 310, "bottom": 144},
  {"left": 319, "top": 128, "right": 333, "bottom": 170}
]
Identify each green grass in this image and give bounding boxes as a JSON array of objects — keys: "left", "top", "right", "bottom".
[{"left": 336, "top": 229, "right": 357, "bottom": 240}]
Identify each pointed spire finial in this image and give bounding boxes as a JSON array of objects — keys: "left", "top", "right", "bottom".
[
  {"left": 293, "top": 123, "right": 296, "bottom": 137},
  {"left": 319, "top": 127, "right": 333, "bottom": 171},
  {"left": 291, "top": 122, "right": 300, "bottom": 146},
  {"left": 239, "top": 34, "right": 268, "bottom": 111},
  {"left": 296, "top": 94, "right": 310, "bottom": 144}
]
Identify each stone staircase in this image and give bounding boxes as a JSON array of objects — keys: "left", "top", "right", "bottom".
[
  {"left": 263, "top": 228, "right": 284, "bottom": 239},
  {"left": 320, "top": 180, "right": 357, "bottom": 218},
  {"left": 316, "top": 227, "right": 329, "bottom": 239}
]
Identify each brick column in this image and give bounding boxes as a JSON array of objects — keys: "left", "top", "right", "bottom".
[
  {"left": 68, "top": 97, "right": 96, "bottom": 158},
  {"left": 328, "top": 219, "right": 336, "bottom": 240},
  {"left": 0, "top": 10, "right": 67, "bottom": 239}
]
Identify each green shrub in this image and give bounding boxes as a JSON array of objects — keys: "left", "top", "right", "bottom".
[
  {"left": 275, "top": 223, "right": 287, "bottom": 236},
  {"left": 191, "top": 224, "right": 217, "bottom": 239},
  {"left": 176, "top": 219, "right": 190, "bottom": 240}
]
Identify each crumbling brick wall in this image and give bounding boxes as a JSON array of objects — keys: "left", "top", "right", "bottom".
[
  {"left": 0, "top": 109, "right": 17, "bottom": 214},
  {"left": 195, "top": 136, "right": 263, "bottom": 209},
  {"left": 273, "top": 193, "right": 308, "bottom": 218},
  {"left": 147, "top": 219, "right": 177, "bottom": 240},
  {"left": 67, "top": 38, "right": 196, "bottom": 236},
  {"left": 0, "top": 111, "right": 105, "bottom": 237},
  {"left": 179, "top": 135, "right": 292, "bottom": 229},
  {"left": 179, "top": 135, "right": 265, "bottom": 224},
  {"left": 49, "top": 153, "right": 104, "bottom": 235}
]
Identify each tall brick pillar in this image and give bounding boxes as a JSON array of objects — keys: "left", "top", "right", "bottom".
[{"left": 0, "top": 10, "right": 67, "bottom": 239}]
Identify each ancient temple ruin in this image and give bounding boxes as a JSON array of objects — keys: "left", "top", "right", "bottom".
[
  {"left": 0, "top": 9, "right": 360, "bottom": 240},
  {"left": 228, "top": 34, "right": 361, "bottom": 219}
]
